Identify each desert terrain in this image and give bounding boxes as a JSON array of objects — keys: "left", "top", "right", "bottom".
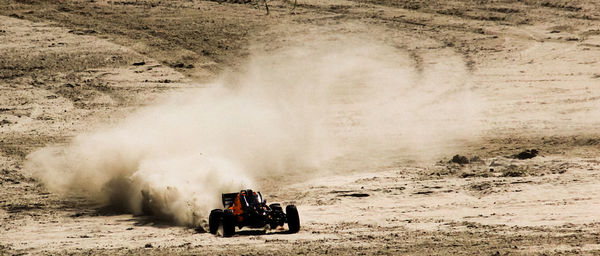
[{"left": 1, "top": 0, "right": 600, "bottom": 255}]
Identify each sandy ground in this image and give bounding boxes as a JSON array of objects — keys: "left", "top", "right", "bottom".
[{"left": 1, "top": 0, "right": 600, "bottom": 255}]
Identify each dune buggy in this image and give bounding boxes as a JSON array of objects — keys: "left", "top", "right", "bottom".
[{"left": 208, "top": 189, "right": 300, "bottom": 237}]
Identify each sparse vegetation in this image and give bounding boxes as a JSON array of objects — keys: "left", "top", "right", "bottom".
[
  {"left": 502, "top": 165, "right": 528, "bottom": 177},
  {"left": 469, "top": 181, "right": 492, "bottom": 191}
]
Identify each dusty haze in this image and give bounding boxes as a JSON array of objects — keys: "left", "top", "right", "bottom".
[
  {"left": 25, "top": 37, "right": 483, "bottom": 227},
  {"left": 3, "top": 1, "right": 600, "bottom": 254}
]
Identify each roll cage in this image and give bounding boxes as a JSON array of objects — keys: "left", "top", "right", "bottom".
[{"left": 222, "top": 189, "right": 264, "bottom": 209}]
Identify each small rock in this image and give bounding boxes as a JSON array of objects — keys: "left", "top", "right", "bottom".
[
  {"left": 69, "top": 29, "right": 96, "bottom": 35},
  {"left": 70, "top": 212, "right": 84, "bottom": 218},
  {"left": 133, "top": 61, "right": 146, "bottom": 66},
  {"left": 339, "top": 193, "right": 369, "bottom": 198},
  {"left": 0, "top": 119, "right": 12, "bottom": 126},
  {"left": 450, "top": 155, "right": 470, "bottom": 165},
  {"left": 9, "top": 14, "right": 24, "bottom": 19},
  {"left": 145, "top": 243, "right": 153, "bottom": 248},
  {"left": 513, "top": 149, "right": 538, "bottom": 160},
  {"left": 58, "top": 6, "right": 72, "bottom": 12}
]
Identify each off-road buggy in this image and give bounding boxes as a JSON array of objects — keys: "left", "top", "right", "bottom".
[{"left": 208, "top": 189, "right": 300, "bottom": 237}]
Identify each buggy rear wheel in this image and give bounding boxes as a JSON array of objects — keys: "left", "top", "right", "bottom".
[
  {"left": 208, "top": 209, "right": 222, "bottom": 235},
  {"left": 286, "top": 205, "right": 300, "bottom": 233}
]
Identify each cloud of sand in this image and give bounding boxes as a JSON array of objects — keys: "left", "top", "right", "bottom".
[{"left": 25, "top": 37, "right": 483, "bottom": 227}]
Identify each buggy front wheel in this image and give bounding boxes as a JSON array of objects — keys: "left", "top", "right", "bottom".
[
  {"left": 286, "top": 205, "right": 300, "bottom": 233},
  {"left": 222, "top": 210, "right": 236, "bottom": 237}
]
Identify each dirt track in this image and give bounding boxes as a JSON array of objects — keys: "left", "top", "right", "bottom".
[{"left": 1, "top": 0, "right": 600, "bottom": 255}]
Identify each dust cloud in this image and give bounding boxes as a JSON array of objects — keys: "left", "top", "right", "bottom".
[{"left": 25, "top": 37, "right": 483, "bottom": 227}]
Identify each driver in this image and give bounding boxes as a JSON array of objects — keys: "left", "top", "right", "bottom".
[{"left": 229, "top": 189, "right": 261, "bottom": 221}]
